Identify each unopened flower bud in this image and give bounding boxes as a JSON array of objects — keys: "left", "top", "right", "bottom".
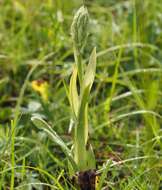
[{"left": 71, "top": 6, "right": 89, "bottom": 50}]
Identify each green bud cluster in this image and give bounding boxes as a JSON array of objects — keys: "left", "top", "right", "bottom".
[{"left": 71, "top": 6, "right": 89, "bottom": 50}]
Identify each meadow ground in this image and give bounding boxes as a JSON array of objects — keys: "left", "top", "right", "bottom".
[{"left": 0, "top": 0, "right": 162, "bottom": 189}]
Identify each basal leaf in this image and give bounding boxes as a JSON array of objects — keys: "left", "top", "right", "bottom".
[
  {"left": 31, "top": 116, "right": 77, "bottom": 171},
  {"left": 86, "top": 144, "right": 96, "bottom": 170},
  {"left": 74, "top": 85, "right": 90, "bottom": 171}
]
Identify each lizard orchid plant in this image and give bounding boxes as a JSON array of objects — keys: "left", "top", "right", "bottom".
[{"left": 31, "top": 5, "right": 98, "bottom": 190}]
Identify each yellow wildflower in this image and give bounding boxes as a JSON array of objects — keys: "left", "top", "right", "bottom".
[{"left": 31, "top": 80, "right": 49, "bottom": 102}]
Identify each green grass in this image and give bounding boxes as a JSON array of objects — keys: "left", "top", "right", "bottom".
[{"left": 0, "top": 0, "right": 162, "bottom": 189}]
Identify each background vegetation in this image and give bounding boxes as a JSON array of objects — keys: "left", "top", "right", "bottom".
[{"left": 0, "top": 0, "right": 162, "bottom": 189}]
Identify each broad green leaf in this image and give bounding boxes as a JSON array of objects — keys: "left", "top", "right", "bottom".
[
  {"left": 81, "top": 47, "right": 97, "bottom": 146},
  {"left": 84, "top": 104, "right": 88, "bottom": 144},
  {"left": 74, "top": 85, "right": 90, "bottom": 171},
  {"left": 74, "top": 48, "right": 97, "bottom": 171},
  {"left": 69, "top": 66, "right": 79, "bottom": 118},
  {"left": 83, "top": 47, "right": 97, "bottom": 91},
  {"left": 31, "top": 116, "right": 77, "bottom": 171}
]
